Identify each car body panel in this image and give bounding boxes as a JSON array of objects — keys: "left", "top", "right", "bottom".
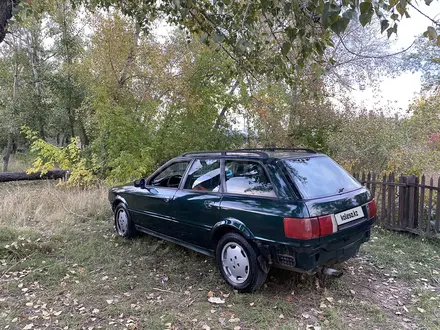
[
  {"left": 109, "top": 150, "right": 376, "bottom": 273},
  {"left": 172, "top": 189, "right": 221, "bottom": 247}
]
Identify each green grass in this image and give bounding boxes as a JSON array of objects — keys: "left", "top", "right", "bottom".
[
  {"left": 361, "top": 227, "right": 440, "bottom": 283},
  {"left": 1, "top": 181, "right": 440, "bottom": 329}
]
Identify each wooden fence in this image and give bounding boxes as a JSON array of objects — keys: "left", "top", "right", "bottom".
[{"left": 353, "top": 172, "right": 440, "bottom": 236}]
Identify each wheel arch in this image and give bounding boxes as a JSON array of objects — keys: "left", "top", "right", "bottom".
[
  {"left": 211, "top": 218, "right": 255, "bottom": 247},
  {"left": 112, "top": 195, "right": 128, "bottom": 212}
]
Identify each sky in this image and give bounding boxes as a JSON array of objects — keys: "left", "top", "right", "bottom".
[
  {"left": 149, "top": 3, "right": 440, "bottom": 115},
  {"left": 352, "top": 1, "right": 440, "bottom": 113}
]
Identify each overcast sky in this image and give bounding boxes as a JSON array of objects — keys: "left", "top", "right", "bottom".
[{"left": 352, "top": 1, "right": 440, "bottom": 113}]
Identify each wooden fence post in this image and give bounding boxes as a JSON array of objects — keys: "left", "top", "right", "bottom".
[
  {"left": 371, "top": 172, "right": 377, "bottom": 199},
  {"left": 418, "top": 175, "right": 425, "bottom": 233},
  {"left": 436, "top": 177, "right": 440, "bottom": 233},
  {"left": 407, "top": 175, "right": 419, "bottom": 230},
  {"left": 381, "top": 174, "right": 387, "bottom": 226},
  {"left": 390, "top": 173, "right": 396, "bottom": 228},
  {"left": 427, "top": 177, "right": 434, "bottom": 234},
  {"left": 398, "top": 175, "right": 406, "bottom": 230}
]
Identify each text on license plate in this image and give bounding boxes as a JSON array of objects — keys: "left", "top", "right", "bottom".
[{"left": 335, "top": 206, "right": 364, "bottom": 225}]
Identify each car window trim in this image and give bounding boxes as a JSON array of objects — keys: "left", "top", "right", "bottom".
[
  {"left": 179, "top": 158, "right": 224, "bottom": 193},
  {"left": 178, "top": 158, "right": 195, "bottom": 190},
  {"left": 222, "top": 158, "right": 279, "bottom": 199},
  {"left": 147, "top": 159, "right": 191, "bottom": 188}
]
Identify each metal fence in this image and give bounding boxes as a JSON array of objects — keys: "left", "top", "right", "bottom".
[{"left": 353, "top": 172, "right": 440, "bottom": 236}]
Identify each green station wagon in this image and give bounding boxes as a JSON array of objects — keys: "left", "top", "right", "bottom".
[{"left": 109, "top": 148, "right": 377, "bottom": 292}]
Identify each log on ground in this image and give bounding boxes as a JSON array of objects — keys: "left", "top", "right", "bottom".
[{"left": 0, "top": 170, "right": 67, "bottom": 182}]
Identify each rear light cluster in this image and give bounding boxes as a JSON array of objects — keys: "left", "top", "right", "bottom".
[
  {"left": 283, "top": 215, "right": 336, "bottom": 240},
  {"left": 367, "top": 199, "right": 377, "bottom": 218},
  {"left": 284, "top": 199, "right": 377, "bottom": 240}
]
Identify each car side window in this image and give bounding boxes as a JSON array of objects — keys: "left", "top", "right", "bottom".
[
  {"left": 225, "top": 160, "right": 276, "bottom": 197},
  {"left": 151, "top": 161, "right": 190, "bottom": 188},
  {"left": 184, "top": 159, "right": 221, "bottom": 192}
]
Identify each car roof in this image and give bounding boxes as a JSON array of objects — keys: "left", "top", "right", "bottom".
[{"left": 175, "top": 148, "right": 323, "bottom": 162}]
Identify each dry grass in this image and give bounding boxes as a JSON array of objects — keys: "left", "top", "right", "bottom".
[
  {"left": 0, "top": 181, "right": 439, "bottom": 330},
  {"left": 0, "top": 181, "right": 111, "bottom": 231},
  {"left": 3, "top": 153, "right": 33, "bottom": 173}
]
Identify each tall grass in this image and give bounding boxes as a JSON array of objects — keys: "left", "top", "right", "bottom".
[{"left": 0, "top": 181, "right": 111, "bottom": 231}]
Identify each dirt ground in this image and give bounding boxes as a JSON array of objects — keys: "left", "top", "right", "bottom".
[{"left": 0, "top": 181, "right": 439, "bottom": 329}]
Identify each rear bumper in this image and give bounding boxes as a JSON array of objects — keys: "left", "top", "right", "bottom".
[{"left": 256, "top": 217, "right": 375, "bottom": 272}]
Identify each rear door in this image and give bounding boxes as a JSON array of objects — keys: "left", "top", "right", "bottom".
[
  {"left": 219, "top": 160, "right": 299, "bottom": 241},
  {"left": 172, "top": 158, "right": 222, "bottom": 248}
]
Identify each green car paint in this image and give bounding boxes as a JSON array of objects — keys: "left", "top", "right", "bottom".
[{"left": 109, "top": 150, "right": 376, "bottom": 272}]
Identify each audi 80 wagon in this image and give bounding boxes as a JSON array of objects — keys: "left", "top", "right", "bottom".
[{"left": 109, "top": 148, "right": 377, "bottom": 292}]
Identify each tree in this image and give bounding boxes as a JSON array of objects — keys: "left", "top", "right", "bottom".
[
  {"left": 3, "top": 0, "right": 440, "bottom": 81},
  {"left": 0, "top": 0, "right": 18, "bottom": 43}
]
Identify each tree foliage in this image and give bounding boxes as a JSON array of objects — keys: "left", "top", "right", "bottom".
[{"left": 0, "top": 0, "right": 439, "bottom": 186}]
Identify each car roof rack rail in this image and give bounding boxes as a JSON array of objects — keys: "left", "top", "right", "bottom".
[
  {"left": 236, "top": 148, "right": 318, "bottom": 154},
  {"left": 180, "top": 150, "right": 270, "bottom": 158}
]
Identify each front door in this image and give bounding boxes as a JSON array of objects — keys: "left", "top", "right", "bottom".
[
  {"left": 173, "top": 158, "right": 222, "bottom": 249},
  {"left": 131, "top": 161, "right": 190, "bottom": 237}
]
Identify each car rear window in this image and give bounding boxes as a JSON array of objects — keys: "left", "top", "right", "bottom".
[{"left": 283, "top": 156, "right": 361, "bottom": 198}]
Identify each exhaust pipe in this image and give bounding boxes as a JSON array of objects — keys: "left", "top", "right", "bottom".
[{"left": 322, "top": 267, "right": 343, "bottom": 277}]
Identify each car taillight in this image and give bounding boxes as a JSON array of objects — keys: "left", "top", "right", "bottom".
[
  {"left": 318, "top": 215, "right": 336, "bottom": 236},
  {"left": 367, "top": 199, "right": 377, "bottom": 218},
  {"left": 284, "top": 215, "right": 336, "bottom": 239}
]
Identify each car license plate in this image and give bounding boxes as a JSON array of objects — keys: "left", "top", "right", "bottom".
[{"left": 335, "top": 206, "right": 364, "bottom": 225}]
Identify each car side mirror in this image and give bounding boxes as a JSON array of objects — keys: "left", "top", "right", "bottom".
[{"left": 134, "top": 178, "right": 146, "bottom": 188}]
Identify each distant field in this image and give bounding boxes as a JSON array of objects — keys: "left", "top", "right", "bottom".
[{"left": 0, "top": 181, "right": 439, "bottom": 330}]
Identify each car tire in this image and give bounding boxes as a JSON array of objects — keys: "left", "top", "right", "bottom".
[
  {"left": 216, "top": 232, "right": 268, "bottom": 293},
  {"left": 114, "top": 204, "right": 136, "bottom": 239}
]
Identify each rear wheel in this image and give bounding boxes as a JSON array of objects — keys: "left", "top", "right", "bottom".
[
  {"left": 114, "top": 204, "right": 136, "bottom": 238},
  {"left": 216, "top": 233, "right": 267, "bottom": 292}
]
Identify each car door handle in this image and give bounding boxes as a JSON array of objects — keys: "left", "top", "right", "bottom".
[{"left": 204, "top": 200, "right": 215, "bottom": 209}]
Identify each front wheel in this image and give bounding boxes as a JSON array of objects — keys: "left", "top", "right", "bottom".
[
  {"left": 216, "top": 233, "right": 267, "bottom": 293},
  {"left": 114, "top": 204, "right": 136, "bottom": 238}
]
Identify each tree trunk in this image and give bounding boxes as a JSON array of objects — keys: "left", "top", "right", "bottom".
[
  {"left": 214, "top": 80, "right": 239, "bottom": 129},
  {"left": 118, "top": 23, "right": 141, "bottom": 88},
  {"left": 2, "top": 133, "right": 13, "bottom": 172},
  {"left": 27, "top": 26, "right": 46, "bottom": 139},
  {"left": 0, "top": 169, "right": 67, "bottom": 182},
  {"left": 0, "top": 0, "right": 18, "bottom": 43},
  {"left": 3, "top": 36, "right": 19, "bottom": 172}
]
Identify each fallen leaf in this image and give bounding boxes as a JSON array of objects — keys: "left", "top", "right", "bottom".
[
  {"left": 279, "top": 314, "right": 284, "bottom": 319},
  {"left": 249, "top": 302, "right": 255, "bottom": 306},
  {"left": 302, "top": 313, "right": 310, "bottom": 319},
  {"left": 417, "top": 307, "right": 425, "bottom": 313},
  {"left": 207, "top": 291, "right": 214, "bottom": 297},
  {"left": 229, "top": 317, "right": 240, "bottom": 323},
  {"left": 53, "top": 311, "right": 62, "bottom": 316},
  {"left": 325, "top": 297, "right": 334, "bottom": 303},
  {"left": 23, "top": 324, "right": 34, "bottom": 330},
  {"left": 202, "top": 325, "right": 210, "bottom": 330},
  {"left": 106, "top": 299, "right": 113, "bottom": 304},
  {"left": 208, "top": 297, "right": 225, "bottom": 304},
  {"left": 350, "top": 290, "right": 355, "bottom": 295}
]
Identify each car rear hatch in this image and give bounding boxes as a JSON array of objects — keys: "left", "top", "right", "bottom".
[{"left": 282, "top": 156, "right": 376, "bottom": 242}]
